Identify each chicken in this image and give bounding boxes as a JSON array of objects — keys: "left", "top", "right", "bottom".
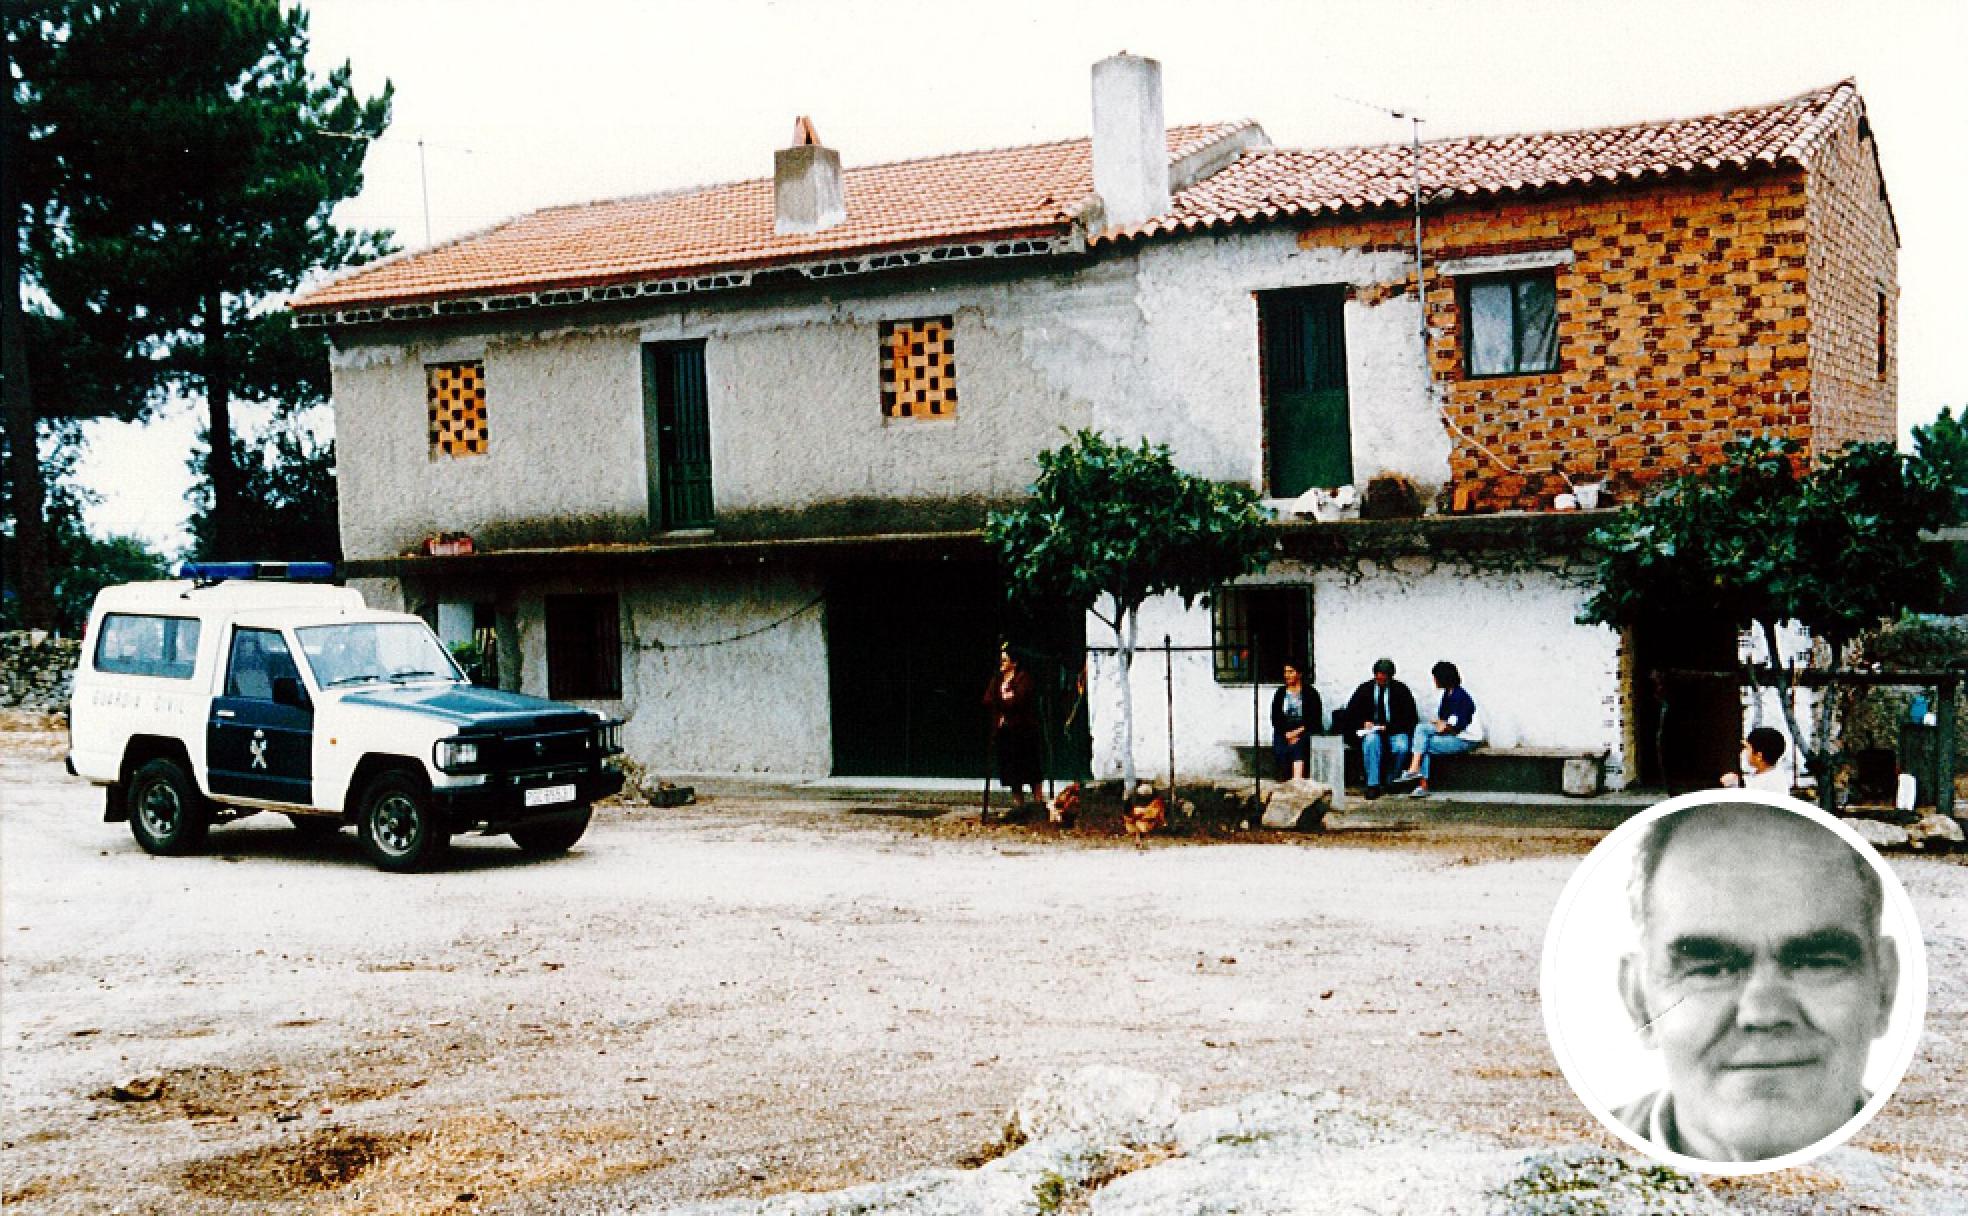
[
  {"left": 1123, "top": 795, "right": 1166, "bottom": 838},
  {"left": 1049, "top": 783, "right": 1081, "bottom": 828}
]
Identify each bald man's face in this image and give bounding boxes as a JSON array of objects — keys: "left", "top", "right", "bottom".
[{"left": 1619, "top": 809, "right": 1897, "bottom": 1161}]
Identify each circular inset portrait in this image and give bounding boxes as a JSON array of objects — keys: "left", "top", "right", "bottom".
[{"left": 1541, "top": 789, "right": 1927, "bottom": 1174}]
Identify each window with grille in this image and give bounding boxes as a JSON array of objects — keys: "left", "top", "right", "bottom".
[
  {"left": 427, "top": 361, "right": 488, "bottom": 458},
  {"left": 1213, "top": 586, "right": 1314, "bottom": 684},
  {"left": 545, "top": 594, "right": 622, "bottom": 700},
  {"left": 1461, "top": 271, "right": 1558, "bottom": 378},
  {"left": 879, "top": 317, "right": 958, "bottom": 419}
]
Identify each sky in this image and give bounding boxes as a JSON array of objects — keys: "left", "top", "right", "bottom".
[{"left": 75, "top": 0, "right": 1968, "bottom": 555}]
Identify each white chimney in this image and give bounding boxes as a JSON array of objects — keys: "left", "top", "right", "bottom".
[
  {"left": 774, "top": 116, "right": 845, "bottom": 235},
  {"left": 1090, "top": 53, "right": 1171, "bottom": 231}
]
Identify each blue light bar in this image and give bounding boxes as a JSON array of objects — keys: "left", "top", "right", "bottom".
[{"left": 179, "top": 561, "right": 337, "bottom": 583}]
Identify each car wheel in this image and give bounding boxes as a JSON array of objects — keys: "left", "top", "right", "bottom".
[
  {"left": 127, "top": 758, "right": 210, "bottom": 856},
  {"left": 510, "top": 806, "right": 591, "bottom": 856},
  {"left": 286, "top": 814, "right": 343, "bottom": 841},
  {"left": 358, "top": 771, "right": 446, "bottom": 873}
]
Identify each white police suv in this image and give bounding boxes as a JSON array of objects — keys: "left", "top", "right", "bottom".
[{"left": 67, "top": 563, "right": 624, "bottom": 872}]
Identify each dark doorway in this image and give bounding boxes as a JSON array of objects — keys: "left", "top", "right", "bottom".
[
  {"left": 1630, "top": 615, "right": 1742, "bottom": 792},
  {"left": 1261, "top": 287, "right": 1352, "bottom": 496},
  {"left": 644, "top": 341, "right": 714, "bottom": 530},
  {"left": 827, "top": 562, "right": 1091, "bottom": 780}
]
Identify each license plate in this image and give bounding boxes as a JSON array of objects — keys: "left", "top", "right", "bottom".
[{"left": 524, "top": 784, "right": 576, "bottom": 808}]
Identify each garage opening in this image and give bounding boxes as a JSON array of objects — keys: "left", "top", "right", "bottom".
[{"left": 827, "top": 561, "right": 1090, "bottom": 780}]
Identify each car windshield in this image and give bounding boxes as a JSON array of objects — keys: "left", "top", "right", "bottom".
[{"left": 297, "top": 622, "right": 466, "bottom": 689}]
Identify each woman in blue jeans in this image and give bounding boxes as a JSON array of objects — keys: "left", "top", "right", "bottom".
[{"left": 1392, "top": 661, "right": 1482, "bottom": 797}]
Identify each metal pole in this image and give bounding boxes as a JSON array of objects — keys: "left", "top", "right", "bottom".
[
  {"left": 1165, "top": 635, "right": 1176, "bottom": 803},
  {"left": 1938, "top": 675, "right": 1958, "bottom": 819},
  {"left": 418, "top": 138, "right": 433, "bottom": 247},
  {"left": 1252, "top": 633, "right": 1262, "bottom": 806}
]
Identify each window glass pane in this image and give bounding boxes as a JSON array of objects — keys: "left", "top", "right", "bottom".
[
  {"left": 94, "top": 614, "right": 201, "bottom": 679},
  {"left": 1516, "top": 276, "right": 1558, "bottom": 371},
  {"left": 1468, "top": 283, "right": 1514, "bottom": 375},
  {"left": 1213, "top": 588, "right": 1313, "bottom": 685},
  {"left": 226, "top": 628, "right": 293, "bottom": 700}
]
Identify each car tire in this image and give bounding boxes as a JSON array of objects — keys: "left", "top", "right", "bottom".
[
  {"left": 127, "top": 758, "right": 210, "bottom": 856},
  {"left": 286, "top": 814, "right": 343, "bottom": 841},
  {"left": 510, "top": 807, "right": 591, "bottom": 856},
  {"left": 357, "top": 771, "right": 446, "bottom": 873}
]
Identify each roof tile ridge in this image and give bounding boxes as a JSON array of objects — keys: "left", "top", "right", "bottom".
[
  {"left": 511, "top": 120, "right": 1252, "bottom": 215},
  {"left": 1778, "top": 78, "right": 1861, "bottom": 165},
  {"left": 1297, "top": 79, "right": 1853, "bottom": 157}
]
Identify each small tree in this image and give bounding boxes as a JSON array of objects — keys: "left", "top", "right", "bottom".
[
  {"left": 1581, "top": 432, "right": 1957, "bottom": 803},
  {"left": 986, "top": 431, "right": 1273, "bottom": 796}
]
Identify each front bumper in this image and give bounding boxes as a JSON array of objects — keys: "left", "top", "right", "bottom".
[{"left": 431, "top": 766, "right": 626, "bottom": 834}]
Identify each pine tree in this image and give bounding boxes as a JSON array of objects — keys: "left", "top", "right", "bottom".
[{"left": 4, "top": 0, "right": 391, "bottom": 621}]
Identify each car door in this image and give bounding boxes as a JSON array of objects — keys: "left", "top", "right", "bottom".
[{"left": 207, "top": 627, "right": 314, "bottom": 804}]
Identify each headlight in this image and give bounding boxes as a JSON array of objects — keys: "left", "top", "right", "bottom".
[
  {"left": 433, "top": 738, "right": 480, "bottom": 772},
  {"left": 595, "top": 721, "right": 622, "bottom": 755}
]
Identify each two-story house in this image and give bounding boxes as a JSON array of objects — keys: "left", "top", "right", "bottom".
[{"left": 293, "top": 55, "right": 1896, "bottom": 791}]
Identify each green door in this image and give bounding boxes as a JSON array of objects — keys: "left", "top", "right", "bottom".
[
  {"left": 1262, "top": 288, "right": 1352, "bottom": 497},
  {"left": 644, "top": 342, "right": 714, "bottom": 529}
]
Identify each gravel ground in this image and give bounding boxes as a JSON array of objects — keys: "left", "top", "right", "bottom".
[{"left": 2, "top": 718, "right": 1964, "bottom": 1215}]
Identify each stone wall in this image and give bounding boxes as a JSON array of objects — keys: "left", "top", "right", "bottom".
[{"left": 0, "top": 632, "right": 80, "bottom": 713}]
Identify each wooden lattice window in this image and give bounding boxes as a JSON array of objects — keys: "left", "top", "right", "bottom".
[
  {"left": 427, "top": 361, "right": 488, "bottom": 458},
  {"left": 879, "top": 317, "right": 958, "bottom": 419}
]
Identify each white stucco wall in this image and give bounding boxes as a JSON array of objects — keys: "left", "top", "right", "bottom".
[
  {"left": 332, "top": 329, "right": 647, "bottom": 558},
  {"left": 1087, "top": 562, "right": 1628, "bottom": 787},
  {"left": 329, "top": 227, "right": 1446, "bottom": 560},
  {"left": 1118, "top": 229, "right": 1445, "bottom": 490},
  {"left": 506, "top": 570, "right": 831, "bottom": 777}
]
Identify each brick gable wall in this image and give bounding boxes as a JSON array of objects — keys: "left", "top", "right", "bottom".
[
  {"left": 1294, "top": 161, "right": 1891, "bottom": 513},
  {"left": 1804, "top": 105, "right": 1898, "bottom": 452}
]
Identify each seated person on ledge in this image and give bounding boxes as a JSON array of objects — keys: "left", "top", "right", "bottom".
[
  {"left": 1719, "top": 726, "right": 1791, "bottom": 794},
  {"left": 1270, "top": 659, "right": 1324, "bottom": 781},
  {"left": 1391, "top": 661, "right": 1483, "bottom": 798},
  {"left": 1336, "top": 657, "right": 1416, "bottom": 799}
]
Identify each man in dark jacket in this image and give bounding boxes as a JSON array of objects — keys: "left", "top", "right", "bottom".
[{"left": 1337, "top": 658, "right": 1417, "bottom": 799}]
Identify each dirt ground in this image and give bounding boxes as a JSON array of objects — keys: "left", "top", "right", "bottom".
[{"left": 2, "top": 716, "right": 1964, "bottom": 1214}]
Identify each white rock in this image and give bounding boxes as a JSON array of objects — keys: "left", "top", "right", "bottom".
[
  {"left": 1261, "top": 781, "right": 1331, "bottom": 831},
  {"left": 1011, "top": 1065, "right": 1180, "bottom": 1148},
  {"left": 1848, "top": 819, "right": 1911, "bottom": 850},
  {"left": 1907, "top": 814, "right": 1965, "bottom": 850}
]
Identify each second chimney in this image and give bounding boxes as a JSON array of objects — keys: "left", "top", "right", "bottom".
[
  {"left": 1091, "top": 53, "right": 1171, "bottom": 231},
  {"left": 775, "top": 116, "right": 845, "bottom": 235}
]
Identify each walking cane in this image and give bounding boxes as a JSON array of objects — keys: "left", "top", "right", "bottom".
[{"left": 981, "top": 724, "right": 996, "bottom": 823}]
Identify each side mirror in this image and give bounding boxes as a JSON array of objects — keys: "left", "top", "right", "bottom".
[{"left": 272, "top": 676, "right": 311, "bottom": 710}]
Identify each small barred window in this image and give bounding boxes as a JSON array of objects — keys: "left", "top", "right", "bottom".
[
  {"left": 427, "top": 361, "right": 488, "bottom": 458},
  {"left": 879, "top": 317, "right": 958, "bottom": 419}
]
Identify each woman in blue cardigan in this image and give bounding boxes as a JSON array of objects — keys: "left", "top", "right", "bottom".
[{"left": 1391, "top": 661, "right": 1483, "bottom": 797}]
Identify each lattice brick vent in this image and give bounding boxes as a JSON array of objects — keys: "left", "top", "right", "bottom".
[
  {"left": 427, "top": 361, "right": 488, "bottom": 458},
  {"left": 880, "top": 317, "right": 957, "bottom": 419}
]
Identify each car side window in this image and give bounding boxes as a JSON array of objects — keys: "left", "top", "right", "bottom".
[{"left": 225, "top": 628, "right": 300, "bottom": 700}]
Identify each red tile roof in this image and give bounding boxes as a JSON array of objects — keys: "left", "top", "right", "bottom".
[
  {"left": 294, "top": 123, "right": 1252, "bottom": 312},
  {"left": 294, "top": 82, "right": 1859, "bottom": 316},
  {"left": 1119, "top": 80, "right": 1860, "bottom": 240}
]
